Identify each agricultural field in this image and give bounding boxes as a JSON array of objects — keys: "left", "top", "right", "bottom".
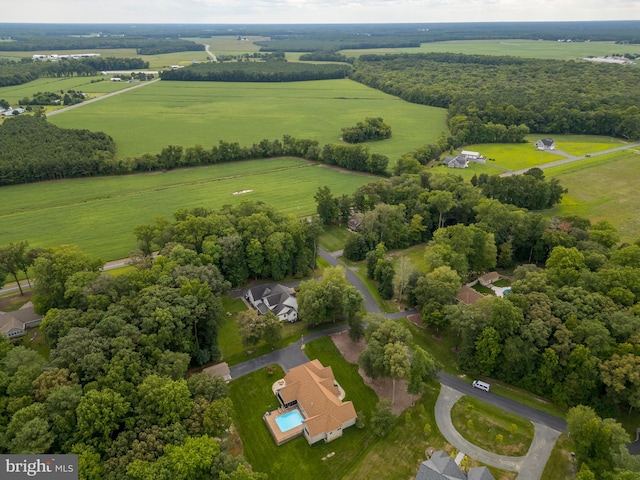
[
  {"left": 186, "top": 36, "right": 267, "bottom": 54},
  {"left": 340, "top": 40, "right": 640, "bottom": 60},
  {"left": 0, "top": 75, "right": 132, "bottom": 105},
  {"left": 0, "top": 158, "right": 374, "bottom": 261},
  {"left": 546, "top": 148, "right": 640, "bottom": 242},
  {"left": 47, "top": 78, "right": 448, "bottom": 162}
]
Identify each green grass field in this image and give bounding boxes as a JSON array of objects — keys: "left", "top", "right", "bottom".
[
  {"left": 0, "top": 75, "right": 132, "bottom": 105},
  {"left": 341, "top": 40, "right": 640, "bottom": 60},
  {"left": 47, "top": 79, "right": 447, "bottom": 162},
  {"left": 0, "top": 158, "right": 374, "bottom": 261},
  {"left": 546, "top": 149, "right": 640, "bottom": 242}
]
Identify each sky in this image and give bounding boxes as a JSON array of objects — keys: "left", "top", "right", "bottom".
[{"left": 3, "top": 0, "right": 638, "bottom": 24}]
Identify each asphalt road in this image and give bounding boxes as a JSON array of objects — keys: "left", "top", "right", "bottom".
[{"left": 500, "top": 142, "right": 640, "bottom": 177}]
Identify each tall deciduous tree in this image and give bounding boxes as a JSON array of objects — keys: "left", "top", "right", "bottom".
[{"left": 32, "top": 244, "right": 102, "bottom": 314}]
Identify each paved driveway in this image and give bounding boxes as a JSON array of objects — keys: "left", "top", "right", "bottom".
[{"left": 435, "top": 385, "right": 561, "bottom": 480}]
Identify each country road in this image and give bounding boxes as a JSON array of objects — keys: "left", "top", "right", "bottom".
[
  {"left": 500, "top": 141, "right": 640, "bottom": 176},
  {"left": 45, "top": 78, "right": 160, "bottom": 117}
]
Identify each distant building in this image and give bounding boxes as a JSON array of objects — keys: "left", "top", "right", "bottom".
[
  {"left": 534, "top": 138, "right": 556, "bottom": 150},
  {"left": 443, "top": 150, "right": 486, "bottom": 169}
]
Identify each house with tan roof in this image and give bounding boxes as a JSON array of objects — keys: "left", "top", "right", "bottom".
[
  {"left": 274, "top": 359, "right": 357, "bottom": 444},
  {"left": 478, "top": 271, "right": 500, "bottom": 287}
]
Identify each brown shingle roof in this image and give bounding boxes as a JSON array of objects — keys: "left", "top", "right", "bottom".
[
  {"left": 280, "top": 360, "right": 356, "bottom": 436},
  {"left": 456, "top": 285, "right": 485, "bottom": 305}
]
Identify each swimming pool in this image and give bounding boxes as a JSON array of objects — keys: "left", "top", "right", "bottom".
[{"left": 275, "top": 409, "right": 304, "bottom": 432}]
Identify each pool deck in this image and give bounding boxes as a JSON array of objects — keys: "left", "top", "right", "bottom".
[{"left": 264, "top": 407, "right": 305, "bottom": 445}]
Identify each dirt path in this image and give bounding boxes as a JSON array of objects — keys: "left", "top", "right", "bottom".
[{"left": 331, "top": 331, "right": 416, "bottom": 415}]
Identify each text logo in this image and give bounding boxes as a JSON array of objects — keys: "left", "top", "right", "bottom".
[{"left": 1, "top": 455, "right": 78, "bottom": 479}]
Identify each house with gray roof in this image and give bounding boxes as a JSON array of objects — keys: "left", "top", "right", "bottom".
[
  {"left": 534, "top": 138, "right": 556, "bottom": 150},
  {"left": 0, "top": 307, "right": 42, "bottom": 339},
  {"left": 246, "top": 284, "right": 298, "bottom": 322},
  {"left": 416, "top": 451, "right": 494, "bottom": 480}
]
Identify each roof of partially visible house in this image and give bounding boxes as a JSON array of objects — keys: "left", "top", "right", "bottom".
[
  {"left": 460, "top": 150, "right": 481, "bottom": 157},
  {"left": 456, "top": 285, "right": 485, "bottom": 305},
  {"left": 416, "top": 451, "right": 495, "bottom": 480},
  {"left": 416, "top": 451, "right": 467, "bottom": 480},
  {"left": 0, "top": 307, "right": 42, "bottom": 336},
  {"left": 203, "top": 362, "right": 232, "bottom": 382},
  {"left": 467, "top": 467, "right": 495, "bottom": 480},
  {"left": 279, "top": 360, "right": 356, "bottom": 437}
]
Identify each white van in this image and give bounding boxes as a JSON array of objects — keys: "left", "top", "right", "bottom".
[{"left": 472, "top": 380, "right": 490, "bottom": 392}]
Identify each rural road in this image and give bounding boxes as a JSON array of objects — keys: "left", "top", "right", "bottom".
[
  {"left": 204, "top": 43, "right": 218, "bottom": 62},
  {"left": 45, "top": 78, "right": 160, "bottom": 117},
  {"left": 500, "top": 142, "right": 640, "bottom": 176}
]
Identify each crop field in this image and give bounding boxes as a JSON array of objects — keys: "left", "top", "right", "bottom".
[
  {"left": 340, "top": 40, "right": 640, "bottom": 60},
  {"left": 47, "top": 78, "right": 448, "bottom": 162},
  {"left": 0, "top": 75, "right": 132, "bottom": 105},
  {"left": 186, "top": 36, "right": 266, "bottom": 54},
  {"left": 546, "top": 149, "right": 640, "bottom": 242},
  {"left": 0, "top": 158, "right": 374, "bottom": 261}
]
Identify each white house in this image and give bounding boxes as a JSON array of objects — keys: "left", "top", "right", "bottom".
[
  {"left": 534, "top": 138, "right": 556, "bottom": 150},
  {"left": 246, "top": 284, "right": 298, "bottom": 322}
]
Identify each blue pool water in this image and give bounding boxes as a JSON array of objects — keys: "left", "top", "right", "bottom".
[
  {"left": 503, "top": 288, "right": 512, "bottom": 295},
  {"left": 275, "top": 410, "right": 304, "bottom": 432}
]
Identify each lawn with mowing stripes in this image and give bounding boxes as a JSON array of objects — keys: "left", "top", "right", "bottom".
[
  {"left": 47, "top": 78, "right": 447, "bottom": 164},
  {"left": 545, "top": 149, "right": 640, "bottom": 242},
  {"left": 0, "top": 158, "right": 374, "bottom": 261}
]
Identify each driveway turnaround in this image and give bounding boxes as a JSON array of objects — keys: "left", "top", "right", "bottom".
[{"left": 435, "top": 385, "right": 561, "bottom": 480}]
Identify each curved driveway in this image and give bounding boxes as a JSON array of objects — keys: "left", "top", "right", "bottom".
[{"left": 436, "top": 385, "right": 561, "bottom": 480}]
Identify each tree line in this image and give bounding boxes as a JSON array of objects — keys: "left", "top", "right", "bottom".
[
  {"left": 0, "top": 57, "right": 148, "bottom": 88},
  {"left": 350, "top": 52, "right": 640, "bottom": 140},
  {"left": 0, "top": 117, "right": 386, "bottom": 186},
  {"left": 0, "top": 36, "right": 203, "bottom": 54},
  {"left": 18, "top": 90, "right": 85, "bottom": 106},
  {"left": 159, "top": 61, "right": 351, "bottom": 82}
]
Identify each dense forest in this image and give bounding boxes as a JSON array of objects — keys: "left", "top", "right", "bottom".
[
  {"left": 0, "top": 244, "right": 264, "bottom": 479},
  {"left": 0, "top": 57, "right": 148, "bottom": 87},
  {"left": 159, "top": 61, "right": 351, "bottom": 82},
  {"left": 350, "top": 53, "right": 640, "bottom": 140},
  {"left": 317, "top": 169, "right": 640, "bottom": 425},
  {"left": 0, "top": 117, "right": 387, "bottom": 186},
  {"left": 0, "top": 116, "right": 116, "bottom": 185}
]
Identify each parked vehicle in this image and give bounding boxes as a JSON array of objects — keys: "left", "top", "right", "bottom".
[{"left": 472, "top": 380, "right": 490, "bottom": 392}]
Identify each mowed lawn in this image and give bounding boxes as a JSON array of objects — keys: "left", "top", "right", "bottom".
[
  {"left": 546, "top": 149, "right": 640, "bottom": 242},
  {"left": 47, "top": 78, "right": 448, "bottom": 163},
  {"left": 0, "top": 158, "right": 374, "bottom": 261}
]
